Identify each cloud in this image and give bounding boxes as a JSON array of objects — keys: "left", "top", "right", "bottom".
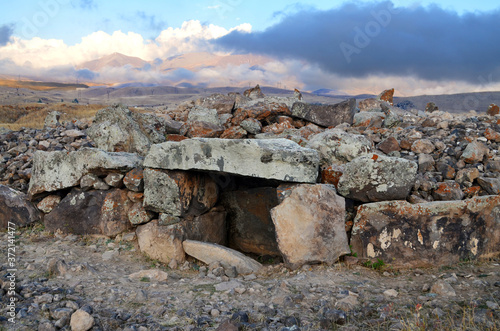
[
  {"left": 0, "top": 20, "right": 252, "bottom": 69},
  {"left": 0, "top": 24, "right": 14, "bottom": 46},
  {"left": 214, "top": 1, "right": 500, "bottom": 84}
]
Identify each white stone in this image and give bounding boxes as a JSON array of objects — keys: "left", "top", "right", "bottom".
[
  {"left": 70, "top": 309, "right": 94, "bottom": 331},
  {"left": 383, "top": 289, "right": 398, "bottom": 297},
  {"left": 183, "top": 240, "right": 262, "bottom": 275},
  {"left": 129, "top": 269, "right": 169, "bottom": 282}
]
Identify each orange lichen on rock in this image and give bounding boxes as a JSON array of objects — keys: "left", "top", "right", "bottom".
[
  {"left": 378, "top": 88, "right": 395, "bottom": 105},
  {"left": 484, "top": 128, "right": 500, "bottom": 142},
  {"left": 320, "top": 165, "right": 345, "bottom": 189}
]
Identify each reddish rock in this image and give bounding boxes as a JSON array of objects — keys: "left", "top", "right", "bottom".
[
  {"left": 123, "top": 168, "right": 144, "bottom": 192},
  {"left": 461, "top": 141, "right": 489, "bottom": 164},
  {"left": 231, "top": 103, "right": 292, "bottom": 126},
  {"left": 433, "top": 182, "right": 464, "bottom": 201},
  {"left": 293, "top": 118, "right": 306, "bottom": 128},
  {"left": 221, "top": 188, "right": 280, "bottom": 256},
  {"left": 484, "top": 128, "right": 500, "bottom": 142},
  {"left": 127, "top": 191, "right": 144, "bottom": 202},
  {"left": 377, "top": 137, "right": 400, "bottom": 154},
  {"left": 487, "top": 103, "right": 499, "bottom": 116},
  {"left": 377, "top": 88, "right": 394, "bottom": 105},
  {"left": 421, "top": 118, "right": 437, "bottom": 127},
  {"left": 45, "top": 189, "right": 133, "bottom": 237},
  {"left": 399, "top": 139, "right": 412, "bottom": 150},
  {"left": 294, "top": 88, "right": 303, "bottom": 100},
  {"left": 180, "top": 121, "right": 224, "bottom": 138},
  {"left": 262, "top": 121, "right": 295, "bottom": 134},
  {"left": 220, "top": 126, "right": 247, "bottom": 139},
  {"left": 230, "top": 108, "right": 249, "bottom": 126},
  {"left": 100, "top": 189, "right": 135, "bottom": 236},
  {"left": 320, "top": 164, "right": 345, "bottom": 189},
  {"left": 463, "top": 186, "right": 481, "bottom": 198},
  {"left": 166, "top": 134, "right": 189, "bottom": 142},
  {"left": 351, "top": 196, "right": 500, "bottom": 267},
  {"left": 248, "top": 102, "right": 292, "bottom": 121},
  {"left": 297, "top": 124, "right": 323, "bottom": 140},
  {"left": 243, "top": 84, "right": 265, "bottom": 99},
  {"left": 425, "top": 102, "right": 439, "bottom": 113},
  {"left": 37, "top": 195, "right": 61, "bottom": 214},
  {"left": 436, "top": 162, "right": 456, "bottom": 180}
]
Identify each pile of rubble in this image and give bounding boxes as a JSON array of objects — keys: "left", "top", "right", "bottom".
[{"left": 1, "top": 85, "right": 499, "bottom": 272}]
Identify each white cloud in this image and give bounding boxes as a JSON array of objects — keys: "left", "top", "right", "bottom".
[{"left": 0, "top": 20, "right": 252, "bottom": 68}]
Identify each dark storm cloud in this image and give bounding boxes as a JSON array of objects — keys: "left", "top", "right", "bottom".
[
  {"left": 214, "top": 1, "right": 500, "bottom": 83},
  {"left": 0, "top": 24, "right": 14, "bottom": 46}
]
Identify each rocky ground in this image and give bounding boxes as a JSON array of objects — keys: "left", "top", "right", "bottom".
[
  {"left": 1, "top": 226, "right": 499, "bottom": 331},
  {"left": 2, "top": 87, "right": 500, "bottom": 330}
]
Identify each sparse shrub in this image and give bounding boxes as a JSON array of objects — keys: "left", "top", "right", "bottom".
[{"left": 363, "top": 258, "right": 385, "bottom": 270}]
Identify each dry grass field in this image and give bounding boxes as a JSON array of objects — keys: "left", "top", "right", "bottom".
[
  {"left": 0, "top": 79, "right": 90, "bottom": 91},
  {"left": 0, "top": 103, "right": 106, "bottom": 130}
]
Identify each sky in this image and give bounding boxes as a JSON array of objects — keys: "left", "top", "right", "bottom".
[{"left": 1, "top": 0, "right": 500, "bottom": 95}]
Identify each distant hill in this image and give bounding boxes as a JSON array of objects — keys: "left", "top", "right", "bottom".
[
  {"left": 158, "top": 52, "right": 272, "bottom": 72},
  {"left": 0, "top": 79, "right": 88, "bottom": 91},
  {"left": 78, "top": 52, "right": 149, "bottom": 71},
  {"left": 393, "top": 91, "right": 500, "bottom": 113}
]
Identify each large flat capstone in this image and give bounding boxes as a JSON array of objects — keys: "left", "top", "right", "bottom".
[
  {"left": 144, "top": 138, "right": 319, "bottom": 183},
  {"left": 28, "top": 148, "right": 143, "bottom": 197}
]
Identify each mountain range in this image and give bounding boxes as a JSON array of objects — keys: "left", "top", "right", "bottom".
[{"left": 77, "top": 51, "right": 272, "bottom": 74}]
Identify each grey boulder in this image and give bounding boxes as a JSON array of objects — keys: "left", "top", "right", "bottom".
[
  {"left": 144, "top": 138, "right": 319, "bottom": 183},
  {"left": 0, "top": 185, "right": 41, "bottom": 229},
  {"left": 28, "top": 148, "right": 143, "bottom": 197},
  {"left": 291, "top": 99, "right": 356, "bottom": 128},
  {"left": 337, "top": 153, "right": 417, "bottom": 202}
]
